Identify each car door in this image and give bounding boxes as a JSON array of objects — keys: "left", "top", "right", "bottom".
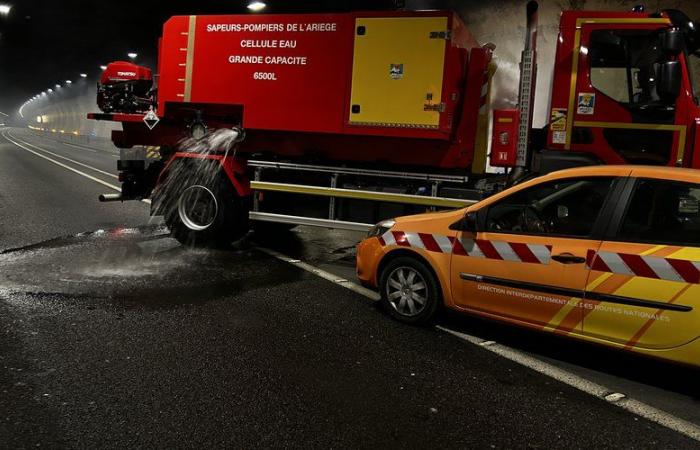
[
  {"left": 583, "top": 176, "right": 700, "bottom": 349},
  {"left": 451, "top": 176, "right": 618, "bottom": 333}
]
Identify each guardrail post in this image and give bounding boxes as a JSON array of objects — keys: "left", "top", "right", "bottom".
[
  {"left": 253, "top": 167, "right": 262, "bottom": 212},
  {"left": 329, "top": 173, "right": 339, "bottom": 220}
]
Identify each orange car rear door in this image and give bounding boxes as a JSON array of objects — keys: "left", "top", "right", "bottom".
[
  {"left": 451, "top": 176, "right": 623, "bottom": 334},
  {"left": 583, "top": 177, "right": 700, "bottom": 350}
]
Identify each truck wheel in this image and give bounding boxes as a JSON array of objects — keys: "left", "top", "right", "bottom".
[
  {"left": 378, "top": 257, "right": 441, "bottom": 325},
  {"left": 165, "top": 176, "right": 249, "bottom": 247}
]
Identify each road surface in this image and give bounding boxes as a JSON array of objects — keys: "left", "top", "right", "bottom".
[{"left": 1, "top": 127, "right": 699, "bottom": 448}]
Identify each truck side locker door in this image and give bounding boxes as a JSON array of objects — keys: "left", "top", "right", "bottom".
[
  {"left": 568, "top": 20, "right": 689, "bottom": 166},
  {"left": 349, "top": 16, "right": 448, "bottom": 129},
  {"left": 450, "top": 177, "right": 618, "bottom": 333},
  {"left": 582, "top": 176, "right": 700, "bottom": 349}
]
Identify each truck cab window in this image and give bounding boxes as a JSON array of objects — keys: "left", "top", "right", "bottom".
[
  {"left": 486, "top": 178, "right": 613, "bottom": 237},
  {"left": 589, "top": 30, "right": 667, "bottom": 108},
  {"left": 619, "top": 179, "right": 700, "bottom": 247}
]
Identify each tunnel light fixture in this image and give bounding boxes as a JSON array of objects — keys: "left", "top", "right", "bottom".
[
  {"left": 54, "top": 84, "right": 60, "bottom": 88},
  {"left": 80, "top": 73, "right": 87, "bottom": 78},
  {"left": 247, "top": 1, "right": 266, "bottom": 12},
  {"left": 0, "top": 4, "right": 11, "bottom": 16},
  {"left": 47, "top": 88, "right": 53, "bottom": 93},
  {"left": 100, "top": 65, "right": 107, "bottom": 70},
  {"left": 127, "top": 52, "right": 137, "bottom": 59},
  {"left": 65, "top": 80, "right": 72, "bottom": 84}
]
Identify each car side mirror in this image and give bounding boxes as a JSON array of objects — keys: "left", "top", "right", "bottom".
[
  {"left": 661, "top": 27, "right": 684, "bottom": 55},
  {"left": 657, "top": 60, "right": 681, "bottom": 103},
  {"left": 449, "top": 211, "right": 479, "bottom": 232}
]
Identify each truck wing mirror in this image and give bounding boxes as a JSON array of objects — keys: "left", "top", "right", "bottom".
[
  {"left": 657, "top": 61, "right": 681, "bottom": 103},
  {"left": 661, "top": 27, "right": 684, "bottom": 55},
  {"left": 449, "top": 211, "right": 479, "bottom": 232}
]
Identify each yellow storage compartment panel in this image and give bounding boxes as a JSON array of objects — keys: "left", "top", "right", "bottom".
[{"left": 349, "top": 17, "right": 448, "bottom": 129}]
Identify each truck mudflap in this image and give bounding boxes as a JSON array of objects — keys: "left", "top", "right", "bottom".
[{"left": 151, "top": 152, "right": 251, "bottom": 216}]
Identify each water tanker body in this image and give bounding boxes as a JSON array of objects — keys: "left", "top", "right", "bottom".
[
  {"left": 109, "top": 11, "right": 491, "bottom": 171},
  {"left": 85, "top": 3, "right": 700, "bottom": 247}
]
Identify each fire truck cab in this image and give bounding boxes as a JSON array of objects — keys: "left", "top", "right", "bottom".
[{"left": 540, "top": 9, "right": 700, "bottom": 172}]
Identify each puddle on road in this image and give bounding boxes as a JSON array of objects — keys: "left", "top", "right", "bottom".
[{"left": 0, "top": 225, "right": 303, "bottom": 309}]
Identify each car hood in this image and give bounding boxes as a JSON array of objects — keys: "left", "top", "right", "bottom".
[{"left": 393, "top": 208, "right": 467, "bottom": 232}]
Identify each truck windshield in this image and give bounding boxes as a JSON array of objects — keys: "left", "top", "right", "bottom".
[{"left": 688, "top": 52, "right": 700, "bottom": 104}]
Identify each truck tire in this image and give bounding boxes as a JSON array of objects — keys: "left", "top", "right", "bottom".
[
  {"left": 378, "top": 256, "right": 441, "bottom": 325},
  {"left": 165, "top": 175, "right": 249, "bottom": 247}
]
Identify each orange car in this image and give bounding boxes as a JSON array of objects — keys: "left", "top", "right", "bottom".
[{"left": 357, "top": 166, "right": 700, "bottom": 367}]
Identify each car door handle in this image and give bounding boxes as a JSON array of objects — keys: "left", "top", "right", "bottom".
[{"left": 551, "top": 253, "right": 586, "bottom": 264}]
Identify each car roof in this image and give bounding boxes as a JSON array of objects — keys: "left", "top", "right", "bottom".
[{"left": 546, "top": 165, "right": 700, "bottom": 183}]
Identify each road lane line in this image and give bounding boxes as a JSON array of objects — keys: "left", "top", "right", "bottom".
[
  {"left": 436, "top": 326, "right": 700, "bottom": 442},
  {"left": 56, "top": 140, "right": 98, "bottom": 153},
  {"left": 5, "top": 129, "right": 699, "bottom": 440},
  {"left": 8, "top": 131, "right": 117, "bottom": 179},
  {"left": 258, "top": 238, "right": 700, "bottom": 442},
  {"left": 1, "top": 131, "right": 151, "bottom": 205},
  {"left": 256, "top": 246, "right": 380, "bottom": 301}
]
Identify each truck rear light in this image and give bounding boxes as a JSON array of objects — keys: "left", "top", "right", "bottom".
[{"left": 490, "top": 109, "right": 519, "bottom": 167}]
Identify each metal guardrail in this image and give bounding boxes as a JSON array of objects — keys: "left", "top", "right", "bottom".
[{"left": 251, "top": 181, "right": 477, "bottom": 209}]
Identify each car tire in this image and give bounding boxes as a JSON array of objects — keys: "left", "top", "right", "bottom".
[
  {"left": 165, "top": 175, "right": 249, "bottom": 248},
  {"left": 379, "top": 256, "right": 441, "bottom": 325}
]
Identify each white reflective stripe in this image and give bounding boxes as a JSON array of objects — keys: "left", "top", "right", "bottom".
[
  {"left": 492, "top": 241, "right": 520, "bottom": 262},
  {"left": 434, "top": 235, "right": 454, "bottom": 254},
  {"left": 405, "top": 232, "right": 425, "bottom": 249},
  {"left": 461, "top": 238, "right": 485, "bottom": 258},
  {"left": 381, "top": 231, "right": 396, "bottom": 246},
  {"left": 529, "top": 244, "right": 552, "bottom": 265},
  {"left": 642, "top": 256, "right": 683, "bottom": 282},
  {"left": 598, "top": 252, "right": 634, "bottom": 276}
]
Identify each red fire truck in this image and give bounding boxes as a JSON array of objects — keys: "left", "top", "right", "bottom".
[{"left": 88, "top": 2, "right": 700, "bottom": 246}]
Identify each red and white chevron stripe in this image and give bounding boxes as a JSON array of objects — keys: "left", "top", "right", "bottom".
[
  {"left": 455, "top": 238, "right": 552, "bottom": 264},
  {"left": 587, "top": 250, "right": 700, "bottom": 284},
  {"left": 378, "top": 231, "right": 552, "bottom": 265},
  {"left": 378, "top": 231, "right": 454, "bottom": 254}
]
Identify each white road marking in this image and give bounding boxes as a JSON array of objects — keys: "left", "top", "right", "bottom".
[
  {"left": 4, "top": 129, "right": 699, "bottom": 442},
  {"left": 436, "top": 326, "right": 700, "bottom": 442},
  {"left": 256, "top": 246, "right": 380, "bottom": 301},
  {"left": 59, "top": 139, "right": 120, "bottom": 155},
  {"left": 1, "top": 131, "right": 151, "bottom": 205},
  {"left": 57, "top": 140, "right": 98, "bottom": 153},
  {"left": 257, "top": 234, "right": 700, "bottom": 442},
  {"left": 8, "top": 132, "right": 117, "bottom": 179}
]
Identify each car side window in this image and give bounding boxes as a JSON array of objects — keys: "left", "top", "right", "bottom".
[
  {"left": 486, "top": 177, "right": 614, "bottom": 237},
  {"left": 619, "top": 179, "right": 700, "bottom": 247}
]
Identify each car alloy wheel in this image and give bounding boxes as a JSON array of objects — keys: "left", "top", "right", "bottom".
[{"left": 385, "top": 266, "right": 428, "bottom": 317}]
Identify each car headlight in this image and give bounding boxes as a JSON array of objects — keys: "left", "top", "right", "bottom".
[{"left": 367, "top": 219, "right": 396, "bottom": 238}]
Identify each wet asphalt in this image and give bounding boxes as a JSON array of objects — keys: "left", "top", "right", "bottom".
[{"left": 1, "top": 127, "right": 699, "bottom": 448}]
